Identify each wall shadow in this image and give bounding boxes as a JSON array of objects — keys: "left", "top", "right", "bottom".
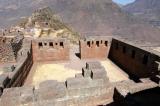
[{"left": 75, "top": 53, "right": 81, "bottom": 59}]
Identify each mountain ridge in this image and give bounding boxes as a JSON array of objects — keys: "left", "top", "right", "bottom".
[
  {"left": 0, "top": 0, "right": 160, "bottom": 42},
  {"left": 123, "top": 0, "right": 160, "bottom": 26}
]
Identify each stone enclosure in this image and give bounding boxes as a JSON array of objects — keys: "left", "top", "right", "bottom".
[{"left": 0, "top": 35, "right": 160, "bottom": 106}]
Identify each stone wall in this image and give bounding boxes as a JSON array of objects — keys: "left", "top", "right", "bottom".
[
  {"left": 113, "top": 79, "right": 159, "bottom": 106},
  {"left": 0, "top": 35, "right": 24, "bottom": 63},
  {"left": 0, "top": 61, "right": 114, "bottom": 106},
  {"left": 109, "top": 38, "right": 160, "bottom": 78},
  {"left": 0, "top": 37, "right": 16, "bottom": 63},
  {"left": 79, "top": 38, "right": 110, "bottom": 59},
  {"left": 0, "top": 36, "right": 160, "bottom": 105},
  {"left": 0, "top": 39, "right": 33, "bottom": 95},
  {"left": 32, "top": 38, "right": 69, "bottom": 62},
  {"left": 11, "top": 35, "right": 24, "bottom": 59},
  {"left": 0, "top": 61, "right": 159, "bottom": 106}
]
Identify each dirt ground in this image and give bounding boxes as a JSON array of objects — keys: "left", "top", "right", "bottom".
[
  {"left": 0, "top": 71, "right": 3, "bottom": 75},
  {"left": 101, "top": 59, "right": 129, "bottom": 82},
  {"left": 31, "top": 63, "right": 81, "bottom": 86},
  {"left": 24, "top": 45, "right": 129, "bottom": 87}
]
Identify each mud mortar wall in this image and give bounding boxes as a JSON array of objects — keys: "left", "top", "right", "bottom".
[
  {"left": 109, "top": 39, "right": 160, "bottom": 78},
  {"left": 32, "top": 38, "right": 69, "bottom": 62}
]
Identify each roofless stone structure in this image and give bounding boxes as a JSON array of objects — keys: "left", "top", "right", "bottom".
[{"left": 0, "top": 35, "right": 160, "bottom": 106}]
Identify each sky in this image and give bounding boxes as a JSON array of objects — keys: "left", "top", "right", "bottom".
[{"left": 113, "top": 0, "right": 135, "bottom": 5}]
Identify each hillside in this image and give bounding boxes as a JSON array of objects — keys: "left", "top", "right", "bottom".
[
  {"left": 123, "top": 0, "right": 160, "bottom": 27},
  {"left": 0, "top": 0, "right": 160, "bottom": 42},
  {"left": 19, "top": 7, "right": 80, "bottom": 43}
]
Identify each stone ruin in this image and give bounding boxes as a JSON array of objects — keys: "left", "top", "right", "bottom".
[
  {"left": 0, "top": 61, "right": 111, "bottom": 106},
  {"left": 109, "top": 38, "right": 160, "bottom": 79},
  {"left": 0, "top": 37, "right": 32, "bottom": 94},
  {"left": 0, "top": 35, "right": 159, "bottom": 106},
  {"left": 79, "top": 38, "right": 110, "bottom": 59},
  {"left": 32, "top": 38, "right": 69, "bottom": 62},
  {"left": 0, "top": 35, "right": 24, "bottom": 63}
]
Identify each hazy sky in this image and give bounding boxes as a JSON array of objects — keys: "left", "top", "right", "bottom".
[{"left": 113, "top": 0, "right": 135, "bottom": 5}]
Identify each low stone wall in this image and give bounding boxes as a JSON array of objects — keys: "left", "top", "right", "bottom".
[
  {"left": 0, "top": 39, "right": 33, "bottom": 95},
  {"left": 0, "top": 61, "right": 114, "bottom": 106},
  {"left": 32, "top": 38, "right": 69, "bottom": 62},
  {"left": 113, "top": 79, "right": 159, "bottom": 106},
  {"left": 0, "top": 61, "right": 160, "bottom": 106}
]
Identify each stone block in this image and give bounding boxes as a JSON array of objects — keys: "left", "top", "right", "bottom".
[
  {"left": 0, "top": 96, "right": 20, "bottom": 106},
  {"left": 35, "top": 80, "right": 66, "bottom": 101},
  {"left": 1, "top": 87, "right": 21, "bottom": 98},
  {"left": 19, "top": 86, "right": 34, "bottom": 104},
  {"left": 129, "top": 81, "right": 158, "bottom": 94},
  {"left": 82, "top": 67, "right": 91, "bottom": 78},
  {"left": 66, "top": 77, "right": 92, "bottom": 89},
  {"left": 0, "top": 87, "right": 30, "bottom": 106},
  {"left": 91, "top": 67, "right": 107, "bottom": 79},
  {"left": 86, "top": 61, "right": 102, "bottom": 70},
  {"left": 67, "top": 78, "right": 107, "bottom": 97}
]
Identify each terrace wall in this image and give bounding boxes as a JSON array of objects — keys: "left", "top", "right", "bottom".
[
  {"left": 32, "top": 38, "right": 69, "bottom": 62},
  {"left": 109, "top": 39, "right": 160, "bottom": 78}
]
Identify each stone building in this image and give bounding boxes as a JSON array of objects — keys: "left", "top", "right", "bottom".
[
  {"left": 0, "top": 35, "right": 159, "bottom": 106},
  {"left": 79, "top": 38, "right": 109, "bottom": 59},
  {"left": 32, "top": 38, "right": 69, "bottom": 62}
]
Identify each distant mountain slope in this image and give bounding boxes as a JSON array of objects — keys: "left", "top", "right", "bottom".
[
  {"left": 0, "top": 0, "right": 160, "bottom": 42},
  {"left": 123, "top": 0, "right": 160, "bottom": 26},
  {"left": 18, "top": 7, "right": 80, "bottom": 43}
]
